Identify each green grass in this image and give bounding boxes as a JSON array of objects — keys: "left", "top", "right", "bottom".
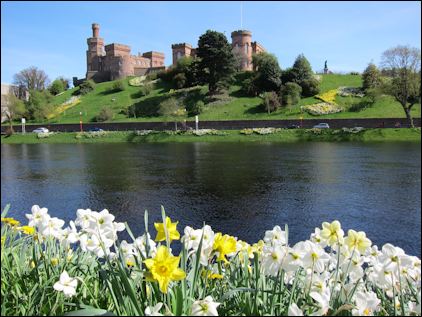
[
  {"left": 23, "top": 74, "right": 420, "bottom": 125},
  {"left": 2, "top": 128, "right": 420, "bottom": 144}
]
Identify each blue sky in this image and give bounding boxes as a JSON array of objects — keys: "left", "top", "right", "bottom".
[{"left": 1, "top": 1, "right": 421, "bottom": 84}]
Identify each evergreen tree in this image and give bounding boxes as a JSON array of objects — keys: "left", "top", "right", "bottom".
[
  {"left": 196, "top": 30, "right": 236, "bottom": 95},
  {"left": 362, "top": 63, "right": 381, "bottom": 91}
]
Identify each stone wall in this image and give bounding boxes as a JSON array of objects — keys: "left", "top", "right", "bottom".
[{"left": 3, "top": 118, "right": 420, "bottom": 133}]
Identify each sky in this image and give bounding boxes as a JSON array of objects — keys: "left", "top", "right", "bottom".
[{"left": 1, "top": 1, "right": 421, "bottom": 85}]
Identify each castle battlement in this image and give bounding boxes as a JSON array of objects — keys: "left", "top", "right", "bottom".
[{"left": 84, "top": 23, "right": 165, "bottom": 83}]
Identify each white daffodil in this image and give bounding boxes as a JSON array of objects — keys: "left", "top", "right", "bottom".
[
  {"left": 264, "top": 225, "right": 286, "bottom": 246},
  {"left": 288, "top": 303, "right": 304, "bottom": 316},
  {"left": 40, "top": 216, "right": 65, "bottom": 239},
  {"left": 301, "top": 241, "right": 330, "bottom": 273},
  {"left": 379, "top": 243, "right": 405, "bottom": 272},
  {"left": 61, "top": 220, "right": 79, "bottom": 247},
  {"left": 26, "top": 205, "right": 50, "bottom": 228},
  {"left": 182, "top": 226, "right": 203, "bottom": 251},
  {"left": 282, "top": 243, "right": 305, "bottom": 273},
  {"left": 134, "top": 233, "right": 157, "bottom": 257},
  {"left": 310, "top": 227, "right": 327, "bottom": 248},
  {"left": 144, "top": 302, "right": 163, "bottom": 316},
  {"left": 310, "top": 288, "right": 331, "bottom": 316},
  {"left": 352, "top": 290, "right": 381, "bottom": 316},
  {"left": 75, "top": 208, "right": 95, "bottom": 229},
  {"left": 191, "top": 296, "right": 220, "bottom": 316},
  {"left": 53, "top": 270, "right": 78, "bottom": 297},
  {"left": 261, "top": 244, "right": 287, "bottom": 276}
]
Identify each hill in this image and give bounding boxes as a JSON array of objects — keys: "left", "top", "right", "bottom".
[{"left": 25, "top": 74, "right": 421, "bottom": 124}]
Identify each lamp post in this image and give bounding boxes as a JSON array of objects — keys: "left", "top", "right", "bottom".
[{"left": 79, "top": 112, "right": 83, "bottom": 132}]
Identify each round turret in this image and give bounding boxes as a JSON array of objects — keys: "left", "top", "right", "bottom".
[{"left": 92, "top": 23, "right": 100, "bottom": 38}]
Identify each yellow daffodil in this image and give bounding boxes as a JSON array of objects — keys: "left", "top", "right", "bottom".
[
  {"left": 17, "top": 226, "right": 35, "bottom": 235},
  {"left": 320, "top": 220, "right": 344, "bottom": 246},
  {"left": 344, "top": 229, "right": 372, "bottom": 254},
  {"left": 213, "top": 233, "right": 237, "bottom": 263},
  {"left": 1, "top": 217, "right": 20, "bottom": 227},
  {"left": 144, "top": 245, "right": 186, "bottom": 293},
  {"left": 154, "top": 217, "right": 180, "bottom": 243},
  {"left": 51, "top": 258, "right": 59, "bottom": 266}
]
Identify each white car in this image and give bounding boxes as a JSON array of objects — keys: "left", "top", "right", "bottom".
[
  {"left": 32, "top": 127, "right": 49, "bottom": 133},
  {"left": 313, "top": 123, "right": 330, "bottom": 129}
]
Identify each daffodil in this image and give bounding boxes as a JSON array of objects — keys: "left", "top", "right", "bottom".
[
  {"left": 344, "top": 229, "right": 371, "bottom": 254},
  {"left": 53, "top": 270, "right": 78, "bottom": 297},
  {"left": 144, "top": 245, "right": 186, "bottom": 293},
  {"left": 1, "top": 217, "right": 20, "bottom": 227},
  {"left": 17, "top": 225, "right": 36, "bottom": 235},
  {"left": 320, "top": 220, "right": 344, "bottom": 246},
  {"left": 154, "top": 216, "right": 180, "bottom": 243},
  {"left": 212, "top": 233, "right": 237, "bottom": 263},
  {"left": 191, "top": 296, "right": 220, "bottom": 316}
]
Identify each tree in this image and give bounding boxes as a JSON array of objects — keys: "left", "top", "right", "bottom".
[
  {"left": 2, "top": 93, "right": 26, "bottom": 134},
  {"left": 57, "top": 77, "right": 70, "bottom": 90},
  {"left": 289, "top": 54, "right": 320, "bottom": 97},
  {"left": 252, "top": 52, "right": 282, "bottom": 93},
  {"left": 282, "top": 82, "right": 302, "bottom": 109},
  {"left": 158, "top": 97, "right": 187, "bottom": 130},
  {"left": 78, "top": 80, "right": 96, "bottom": 95},
  {"left": 13, "top": 66, "right": 50, "bottom": 91},
  {"left": 25, "top": 90, "right": 53, "bottom": 120},
  {"left": 380, "top": 45, "right": 421, "bottom": 127},
  {"left": 95, "top": 107, "right": 113, "bottom": 122},
  {"left": 196, "top": 30, "right": 236, "bottom": 95},
  {"left": 262, "top": 91, "right": 281, "bottom": 114},
  {"left": 291, "top": 54, "right": 314, "bottom": 83},
  {"left": 362, "top": 63, "right": 381, "bottom": 91},
  {"left": 49, "top": 79, "right": 65, "bottom": 95}
]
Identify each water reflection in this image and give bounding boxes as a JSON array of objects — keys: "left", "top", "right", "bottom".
[{"left": 1, "top": 142, "right": 421, "bottom": 257}]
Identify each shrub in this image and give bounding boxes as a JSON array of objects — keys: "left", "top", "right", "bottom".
[
  {"left": 139, "top": 82, "right": 154, "bottom": 97},
  {"left": 262, "top": 91, "right": 280, "bottom": 114},
  {"left": 282, "top": 82, "right": 302, "bottom": 106},
  {"left": 300, "top": 77, "right": 320, "bottom": 97},
  {"left": 78, "top": 80, "right": 95, "bottom": 95},
  {"left": 112, "top": 80, "right": 126, "bottom": 92},
  {"left": 362, "top": 63, "right": 381, "bottom": 91},
  {"left": 94, "top": 107, "right": 113, "bottom": 122},
  {"left": 49, "top": 79, "right": 65, "bottom": 95},
  {"left": 173, "top": 73, "right": 187, "bottom": 89},
  {"left": 241, "top": 77, "right": 258, "bottom": 96},
  {"left": 349, "top": 71, "right": 360, "bottom": 75},
  {"left": 189, "top": 100, "right": 204, "bottom": 115}
]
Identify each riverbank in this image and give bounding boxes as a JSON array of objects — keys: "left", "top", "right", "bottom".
[{"left": 1, "top": 128, "right": 421, "bottom": 144}]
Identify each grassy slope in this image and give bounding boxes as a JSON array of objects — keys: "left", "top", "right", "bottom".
[
  {"left": 25, "top": 74, "right": 421, "bottom": 125},
  {"left": 2, "top": 128, "right": 421, "bottom": 144}
]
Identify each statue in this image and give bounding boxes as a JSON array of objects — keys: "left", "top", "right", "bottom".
[{"left": 324, "top": 60, "right": 328, "bottom": 74}]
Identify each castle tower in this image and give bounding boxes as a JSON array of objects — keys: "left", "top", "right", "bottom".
[
  {"left": 231, "top": 30, "right": 253, "bottom": 71},
  {"left": 86, "top": 23, "right": 105, "bottom": 76},
  {"left": 171, "top": 43, "right": 194, "bottom": 66}
]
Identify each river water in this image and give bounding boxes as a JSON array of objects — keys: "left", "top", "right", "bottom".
[{"left": 1, "top": 142, "right": 421, "bottom": 257}]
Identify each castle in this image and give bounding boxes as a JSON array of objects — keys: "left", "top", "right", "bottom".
[
  {"left": 74, "top": 25, "right": 266, "bottom": 85},
  {"left": 171, "top": 30, "right": 266, "bottom": 71},
  {"left": 79, "top": 23, "right": 165, "bottom": 83}
]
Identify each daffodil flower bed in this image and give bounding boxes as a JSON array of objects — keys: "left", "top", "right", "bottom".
[
  {"left": 315, "top": 89, "right": 338, "bottom": 104},
  {"left": 75, "top": 131, "right": 108, "bottom": 139},
  {"left": 128, "top": 76, "right": 147, "bottom": 87},
  {"left": 46, "top": 96, "right": 81, "bottom": 120},
  {"left": 301, "top": 103, "right": 343, "bottom": 116},
  {"left": 1, "top": 205, "right": 421, "bottom": 316}
]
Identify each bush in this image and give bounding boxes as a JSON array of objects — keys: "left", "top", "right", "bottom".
[
  {"left": 26, "top": 90, "right": 54, "bottom": 120},
  {"left": 94, "top": 107, "right": 113, "bottom": 122},
  {"left": 78, "top": 80, "right": 95, "bottom": 95},
  {"left": 49, "top": 79, "right": 65, "bottom": 95},
  {"left": 349, "top": 71, "right": 360, "bottom": 75},
  {"left": 300, "top": 77, "right": 320, "bottom": 97},
  {"left": 189, "top": 100, "right": 204, "bottom": 116},
  {"left": 173, "top": 73, "right": 187, "bottom": 89},
  {"left": 282, "top": 82, "right": 302, "bottom": 106},
  {"left": 262, "top": 91, "right": 280, "bottom": 114},
  {"left": 362, "top": 63, "right": 381, "bottom": 91},
  {"left": 241, "top": 77, "right": 258, "bottom": 96},
  {"left": 111, "top": 80, "right": 126, "bottom": 92},
  {"left": 139, "top": 83, "right": 154, "bottom": 97}
]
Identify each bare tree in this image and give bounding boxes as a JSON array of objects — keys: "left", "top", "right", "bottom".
[
  {"left": 380, "top": 45, "right": 421, "bottom": 127},
  {"left": 2, "top": 93, "right": 26, "bottom": 134},
  {"left": 13, "top": 66, "right": 50, "bottom": 91}
]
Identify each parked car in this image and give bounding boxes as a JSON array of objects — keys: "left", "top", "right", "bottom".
[
  {"left": 313, "top": 123, "right": 330, "bottom": 129},
  {"left": 32, "top": 127, "right": 49, "bottom": 133},
  {"left": 88, "top": 127, "right": 104, "bottom": 132},
  {"left": 287, "top": 124, "right": 301, "bottom": 129}
]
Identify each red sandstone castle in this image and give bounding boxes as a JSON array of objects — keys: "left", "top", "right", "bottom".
[
  {"left": 171, "top": 30, "right": 266, "bottom": 71},
  {"left": 83, "top": 23, "right": 165, "bottom": 83},
  {"left": 75, "top": 25, "right": 266, "bottom": 85}
]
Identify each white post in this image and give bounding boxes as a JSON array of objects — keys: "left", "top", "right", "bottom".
[
  {"left": 21, "top": 118, "right": 26, "bottom": 134},
  {"left": 195, "top": 115, "right": 199, "bottom": 131}
]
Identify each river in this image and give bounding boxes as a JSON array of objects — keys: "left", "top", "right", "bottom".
[{"left": 1, "top": 142, "right": 420, "bottom": 257}]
